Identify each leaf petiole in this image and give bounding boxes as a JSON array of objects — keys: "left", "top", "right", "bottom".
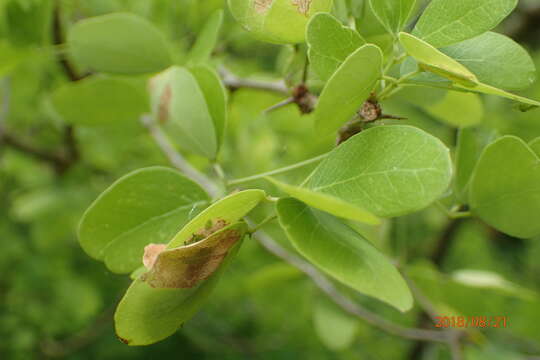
[
  {"left": 248, "top": 215, "right": 278, "bottom": 234},
  {"left": 227, "top": 153, "right": 329, "bottom": 186}
]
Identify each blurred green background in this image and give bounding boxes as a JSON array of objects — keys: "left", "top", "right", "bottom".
[{"left": 1, "top": 0, "right": 540, "bottom": 359}]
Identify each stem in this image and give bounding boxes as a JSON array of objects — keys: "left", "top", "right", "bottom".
[
  {"left": 228, "top": 153, "right": 328, "bottom": 186},
  {"left": 379, "top": 70, "right": 423, "bottom": 101},
  {"left": 219, "top": 67, "right": 289, "bottom": 96},
  {"left": 252, "top": 227, "right": 448, "bottom": 343},
  {"left": 248, "top": 215, "right": 278, "bottom": 234},
  {"left": 143, "top": 105, "right": 455, "bottom": 347},
  {"left": 140, "top": 115, "right": 220, "bottom": 198}
]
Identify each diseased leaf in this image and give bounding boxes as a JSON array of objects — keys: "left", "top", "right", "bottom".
[
  {"left": 78, "top": 167, "right": 209, "bottom": 274},
  {"left": 399, "top": 32, "right": 478, "bottom": 86},
  {"left": 314, "top": 44, "right": 383, "bottom": 135},
  {"left": 228, "top": 0, "right": 333, "bottom": 44},
  {"left": 150, "top": 66, "right": 218, "bottom": 158},
  {"left": 267, "top": 177, "right": 380, "bottom": 224},
  {"left": 413, "top": 0, "right": 518, "bottom": 48},
  {"left": 187, "top": 9, "right": 223, "bottom": 64},
  {"left": 369, "top": 0, "right": 416, "bottom": 35},
  {"left": 115, "top": 242, "right": 242, "bottom": 346},
  {"left": 51, "top": 77, "right": 149, "bottom": 126},
  {"left": 276, "top": 198, "right": 413, "bottom": 311},
  {"left": 470, "top": 136, "right": 540, "bottom": 238},
  {"left": 167, "top": 189, "right": 266, "bottom": 248},
  {"left": 142, "top": 222, "right": 248, "bottom": 289},
  {"left": 440, "top": 32, "right": 536, "bottom": 91},
  {"left": 68, "top": 13, "right": 172, "bottom": 74},
  {"left": 306, "top": 13, "right": 365, "bottom": 81},
  {"left": 305, "top": 125, "right": 452, "bottom": 217}
]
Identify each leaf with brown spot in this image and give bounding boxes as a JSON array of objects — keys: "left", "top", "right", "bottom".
[
  {"left": 115, "top": 241, "right": 243, "bottom": 346},
  {"left": 143, "top": 244, "right": 167, "bottom": 269},
  {"left": 142, "top": 222, "right": 248, "bottom": 288},
  {"left": 291, "top": 0, "right": 312, "bottom": 16},
  {"left": 254, "top": 0, "right": 273, "bottom": 13}
]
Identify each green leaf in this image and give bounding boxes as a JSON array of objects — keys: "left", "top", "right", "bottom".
[
  {"left": 456, "top": 82, "right": 540, "bottom": 112},
  {"left": 455, "top": 128, "right": 486, "bottom": 201},
  {"left": 267, "top": 178, "right": 380, "bottom": 224},
  {"left": 187, "top": 9, "right": 223, "bottom": 64},
  {"left": 399, "top": 32, "right": 478, "bottom": 86},
  {"left": 4, "top": 0, "right": 51, "bottom": 47},
  {"left": 369, "top": 0, "right": 416, "bottom": 35},
  {"left": 189, "top": 65, "right": 227, "bottom": 151},
  {"left": 440, "top": 32, "right": 536, "bottom": 91},
  {"left": 355, "top": 0, "right": 395, "bottom": 55},
  {"left": 314, "top": 44, "right": 383, "bottom": 135},
  {"left": 424, "top": 91, "right": 483, "bottom": 128},
  {"left": 276, "top": 198, "right": 413, "bottom": 311},
  {"left": 451, "top": 270, "right": 537, "bottom": 301},
  {"left": 78, "top": 167, "right": 209, "bottom": 274},
  {"left": 470, "top": 136, "right": 540, "bottom": 238},
  {"left": 306, "top": 13, "right": 365, "bottom": 81},
  {"left": 115, "top": 241, "right": 242, "bottom": 346},
  {"left": 68, "top": 13, "right": 173, "bottom": 74},
  {"left": 167, "top": 189, "right": 266, "bottom": 248},
  {"left": 152, "top": 66, "right": 218, "bottom": 158},
  {"left": 50, "top": 77, "right": 149, "bottom": 126},
  {"left": 413, "top": 0, "right": 518, "bottom": 48},
  {"left": 305, "top": 125, "right": 452, "bottom": 217},
  {"left": 313, "top": 299, "right": 359, "bottom": 351},
  {"left": 228, "top": 0, "right": 334, "bottom": 44}
]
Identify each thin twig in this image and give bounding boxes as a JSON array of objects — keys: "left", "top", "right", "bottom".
[
  {"left": 264, "top": 97, "right": 294, "bottom": 113},
  {"left": 252, "top": 228, "right": 448, "bottom": 343},
  {"left": 0, "top": 78, "right": 71, "bottom": 171},
  {"left": 140, "top": 115, "right": 220, "bottom": 198},
  {"left": 219, "top": 67, "right": 289, "bottom": 95},
  {"left": 52, "top": 1, "right": 82, "bottom": 171},
  {"left": 403, "top": 272, "right": 465, "bottom": 360},
  {"left": 52, "top": 1, "right": 85, "bottom": 82}
]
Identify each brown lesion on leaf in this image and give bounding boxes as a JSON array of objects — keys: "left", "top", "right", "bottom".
[
  {"left": 254, "top": 0, "right": 273, "bottom": 13},
  {"left": 185, "top": 218, "right": 228, "bottom": 245},
  {"left": 141, "top": 222, "right": 245, "bottom": 289},
  {"left": 157, "top": 85, "right": 172, "bottom": 124},
  {"left": 291, "top": 0, "right": 312, "bottom": 16},
  {"left": 148, "top": 73, "right": 172, "bottom": 124},
  {"left": 143, "top": 243, "right": 168, "bottom": 269}
]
